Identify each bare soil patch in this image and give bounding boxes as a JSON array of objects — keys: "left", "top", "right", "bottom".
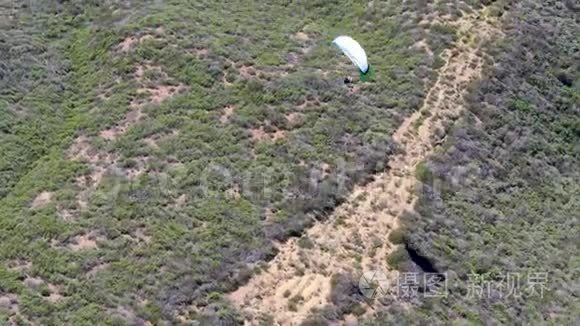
[
  {"left": 175, "top": 194, "right": 187, "bottom": 207},
  {"left": 411, "top": 39, "right": 434, "bottom": 57},
  {"left": 68, "top": 231, "right": 105, "bottom": 251},
  {"left": 31, "top": 191, "right": 53, "bottom": 209},
  {"left": 144, "top": 84, "right": 186, "bottom": 104},
  {"left": 285, "top": 112, "right": 304, "bottom": 127},
  {"left": 46, "top": 284, "right": 64, "bottom": 303},
  {"left": 250, "top": 127, "right": 286, "bottom": 142},
  {"left": 293, "top": 32, "right": 309, "bottom": 42},
  {"left": 24, "top": 276, "right": 44, "bottom": 289},
  {"left": 249, "top": 127, "right": 268, "bottom": 141},
  {"left": 116, "top": 28, "right": 165, "bottom": 53},
  {"left": 117, "top": 36, "right": 138, "bottom": 52},
  {"left": 220, "top": 105, "right": 235, "bottom": 124},
  {"left": 0, "top": 293, "right": 19, "bottom": 314},
  {"left": 134, "top": 227, "right": 152, "bottom": 244}
]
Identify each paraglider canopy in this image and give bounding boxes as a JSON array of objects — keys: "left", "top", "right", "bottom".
[{"left": 332, "top": 35, "right": 372, "bottom": 80}]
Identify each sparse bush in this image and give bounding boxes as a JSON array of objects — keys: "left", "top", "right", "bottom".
[
  {"left": 297, "top": 236, "right": 315, "bottom": 249},
  {"left": 328, "top": 274, "right": 364, "bottom": 318},
  {"left": 414, "top": 161, "right": 433, "bottom": 184},
  {"left": 387, "top": 228, "right": 407, "bottom": 245},
  {"left": 386, "top": 247, "right": 410, "bottom": 270},
  {"left": 300, "top": 315, "right": 328, "bottom": 326}
]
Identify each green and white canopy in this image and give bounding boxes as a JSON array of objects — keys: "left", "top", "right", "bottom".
[{"left": 332, "top": 35, "right": 371, "bottom": 78}]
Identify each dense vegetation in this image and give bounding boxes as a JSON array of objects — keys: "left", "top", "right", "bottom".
[
  {"left": 0, "top": 0, "right": 464, "bottom": 324},
  {"left": 0, "top": 0, "right": 71, "bottom": 199},
  {"left": 1, "top": 0, "right": 577, "bottom": 324},
  {"left": 374, "top": 0, "right": 579, "bottom": 324}
]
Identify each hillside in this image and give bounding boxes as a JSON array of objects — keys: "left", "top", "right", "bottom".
[
  {"left": 0, "top": 0, "right": 578, "bottom": 325},
  {"left": 380, "top": 1, "right": 580, "bottom": 325},
  {"left": 371, "top": 0, "right": 579, "bottom": 324}
]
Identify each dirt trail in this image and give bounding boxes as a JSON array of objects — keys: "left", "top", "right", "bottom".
[{"left": 229, "top": 9, "right": 502, "bottom": 326}]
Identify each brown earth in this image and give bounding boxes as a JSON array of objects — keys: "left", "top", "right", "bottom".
[
  {"left": 31, "top": 191, "right": 53, "bottom": 209},
  {"left": 220, "top": 105, "right": 236, "bottom": 124},
  {"left": 68, "top": 231, "right": 105, "bottom": 251}
]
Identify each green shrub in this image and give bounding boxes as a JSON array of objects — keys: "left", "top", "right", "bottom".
[
  {"left": 385, "top": 247, "right": 410, "bottom": 270},
  {"left": 388, "top": 228, "right": 407, "bottom": 245},
  {"left": 415, "top": 161, "right": 433, "bottom": 184},
  {"left": 297, "top": 236, "right": 315, "bottom": 249}
]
